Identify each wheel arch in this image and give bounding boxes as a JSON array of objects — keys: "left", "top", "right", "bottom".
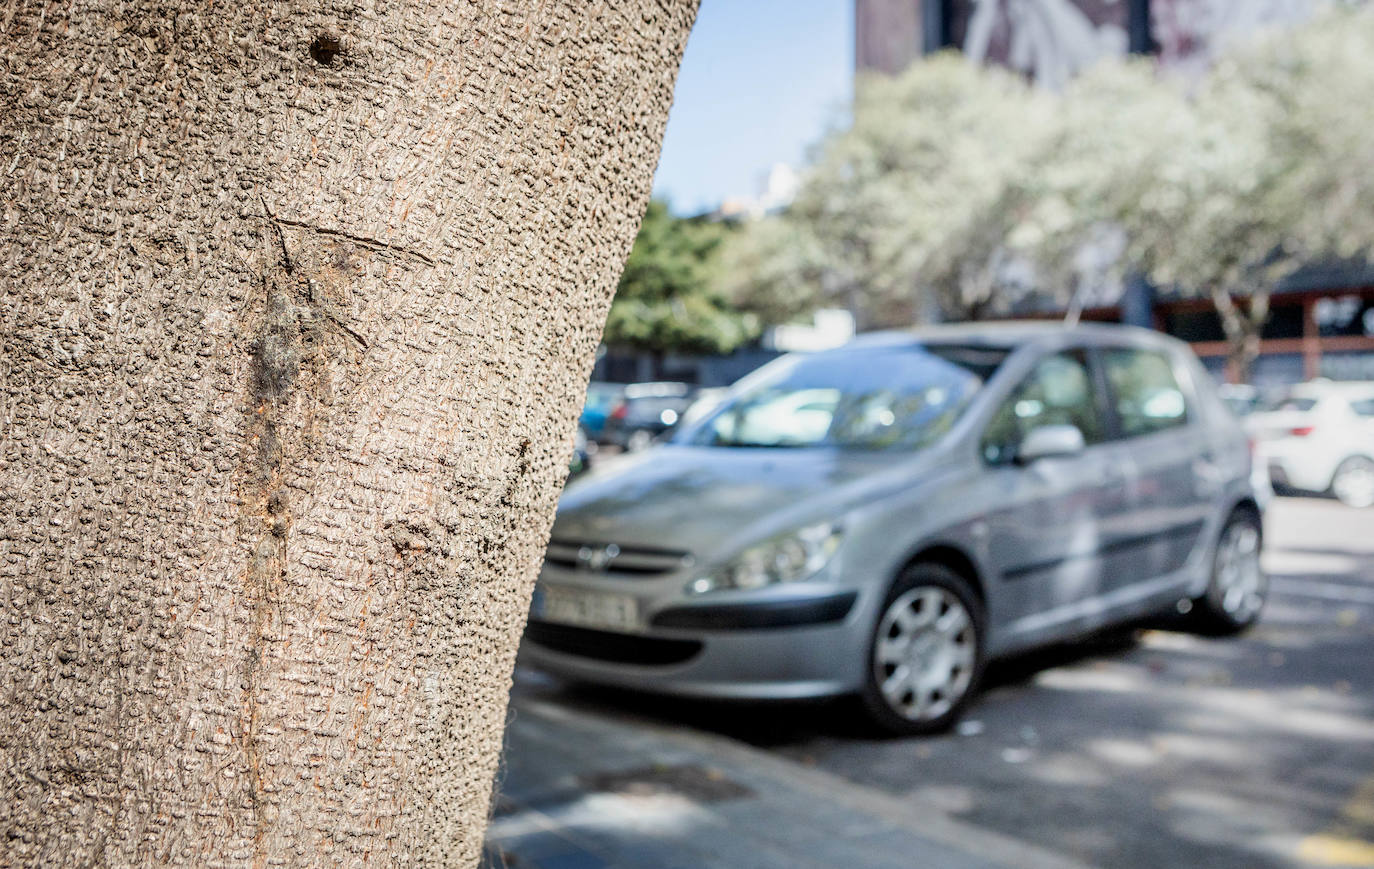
[
  {"left": 897, "top": 542, "right": 987, "bottom": 605},
  {"left": 1227, "top": 495, "right": 1263, "bottom": 533}
]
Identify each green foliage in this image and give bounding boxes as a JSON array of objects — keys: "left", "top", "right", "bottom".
[
  {"left": 1022, "top": 6, "right": 1374, "bottom": 378},
  {"left": 603, "top": 200, "right": 758, "bottom": 356},
  {"left": 718, "top": 216, "right": 831, "bottom": 325},
  {"left": 724, "top": 7, "right": 1374, "bottom": 379},
  {"left": 722, "top": 54, "right": 1055, "bottom": 326}
]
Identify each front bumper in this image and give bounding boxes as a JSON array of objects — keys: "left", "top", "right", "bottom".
[{"left": 518, "top": 591, "right": 871, "bottom": 700}]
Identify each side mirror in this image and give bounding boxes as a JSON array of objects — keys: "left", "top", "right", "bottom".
[{"left": 1016, "top": 424, "right": 1086, "bottom": 464}]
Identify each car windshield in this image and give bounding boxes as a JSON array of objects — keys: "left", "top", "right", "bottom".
[{"left": 676, "top": 343, "right": 1008, "bottom": 450}]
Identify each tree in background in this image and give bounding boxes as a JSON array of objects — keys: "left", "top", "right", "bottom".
[
  {"left": 0, "top": 0, "right": 696, "bottom": 864},
  {"left": 723, "top": 55, "right": 1053, "bottom": 328},
  {"left": 718, "top": 215, "right": 833, "bottom": 326},
  {"left": 603, "top": 200, "right": 757, "bottom": 359},
  {"left": 1017, "top": 45, "right": 1300, "bottom": 382},
  {"left": 1020, "top": 5, "right": 1374, "bottom": 382},
  {"left": 726, "top": 6, "right": 1374, "bottom": 383}
]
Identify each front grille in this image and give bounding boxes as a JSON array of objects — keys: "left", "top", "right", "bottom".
[
  {"left": 525, "top": 620, "right": 703, "bottom": 666},
  {"left": 544, "top": 539, "right": 693, "bottom": 576}
]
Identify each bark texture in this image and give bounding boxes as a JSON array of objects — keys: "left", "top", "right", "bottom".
[{"left": 0, "top": 0, "right": 696, "bottom": 864}]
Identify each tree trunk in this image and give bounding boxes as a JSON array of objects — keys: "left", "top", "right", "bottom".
[
  {"left": 0, "top": 0, "right": 696, "bottom": 865},
  {"left": 1210, "top": 285, "right": 1272, "bottom": 384}
]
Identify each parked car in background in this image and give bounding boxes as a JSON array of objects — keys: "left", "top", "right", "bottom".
[
  {"left": 568, "top": 425, "right": 591, "bottom": 479},
  {"left": 580, "top": 382, "right": 626, "bottom": 444},
  {"left": 601, "top": 381, "right": 697, "bottom": 452},
  {"left": 1217, "top": 383, "right": 1261, "bottom": 418},
  {"left": 522, "top": 324, "right": 1266, "bottom": 734},
  {"left": 1249, "top": 380, "right": 1374, "bottom": 507},
  {"left": 1216, "top": 383, "right": 1274, "bottom": 508},
  {"left": 679, "top": 387, "right": 730, "bottom": 429}
]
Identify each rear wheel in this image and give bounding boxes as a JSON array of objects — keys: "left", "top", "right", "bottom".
[
  {"left": 860, "top": 563, "right": 985, "bottom": 735},
  {"left": 1194, "top": 509, "right": 1266, "bottom": 634},
  {"left": 1331, "top": 456, "right": 1374, "bottom": 508}
]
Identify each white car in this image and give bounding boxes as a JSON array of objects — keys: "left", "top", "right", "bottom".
[
  {"left": 1216, "top": 384, "right": 1274, "bottom": 509},
  {"left": 1249, "top": 381, "right": 1374, "bottom": 507}
]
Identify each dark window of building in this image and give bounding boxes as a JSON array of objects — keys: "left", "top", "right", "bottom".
[
  {"left": 1162, "top": 309, "right": 1225, "bottom": 343},
  {"left": 1261, "top": 304, "right": 1305, "bottom": 340},
  {"left": 1128, "top": 0, "right": 1154, "bottom": 54}
]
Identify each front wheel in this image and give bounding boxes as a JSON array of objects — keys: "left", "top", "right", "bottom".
[
  {"left": 1332, "top": 456, "right": 1374, "bottom": 508},
  {"left": 1194, "top": 509, "right": 1266, "bottom": 634},
  {"left": 860, "top": 564, "right": 985, "bottom": 736}
]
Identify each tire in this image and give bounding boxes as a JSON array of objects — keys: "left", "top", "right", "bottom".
[
  {"left": 1331, "top": 456, "right": 1374, "bottom": 509},
  {"left": 859, "top": 563, "right": 986, "bottom": 736},
  {"left": 1194, "top": 508, "right": 1267, "bottom": 635}
]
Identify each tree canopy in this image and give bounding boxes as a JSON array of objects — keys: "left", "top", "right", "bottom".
[
  {"left": 723, "top": 55, "right": 1054, "bottom": 327},
  {"left": 723, "top": 5, "right": 1374, "bottom": 379},
  {"left": 603, "top": 199, "right": 757, "bottom": 356}
]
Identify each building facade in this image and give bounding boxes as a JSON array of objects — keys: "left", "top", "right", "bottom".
[{"left": 856, "top": 0, "right": 1374, "bottom": 384}]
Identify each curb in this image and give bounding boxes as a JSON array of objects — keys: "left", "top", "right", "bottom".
[{"left": 515, "top": 696, "right": 1097, "bottom": 869}]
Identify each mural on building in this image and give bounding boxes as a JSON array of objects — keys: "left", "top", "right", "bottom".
[
  {"left": 1152, "top": 0, "right": 1324, "bottom": 77},
  {"left": 949, "top": 0, "right": 1130, "bottom": 89}
]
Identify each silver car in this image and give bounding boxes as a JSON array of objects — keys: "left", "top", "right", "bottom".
[{"left": 522, "top": 324, "right": 1266, "bottom": 733}]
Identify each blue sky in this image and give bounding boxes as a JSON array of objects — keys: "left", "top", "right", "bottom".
[{"left": 651, "top": 0, "right": 854, "bottom": 215}]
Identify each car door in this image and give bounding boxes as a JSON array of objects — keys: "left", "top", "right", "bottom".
[
  {"left": 975, "top": 348, "right": 1136, "bottom": 646},
  {"left": 1096, "top": 344, "right": 1212, "bottom": 595}
]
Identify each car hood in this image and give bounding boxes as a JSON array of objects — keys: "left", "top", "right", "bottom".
[{"left": 552, "top": 445, "right": 914, "bottom": 558}]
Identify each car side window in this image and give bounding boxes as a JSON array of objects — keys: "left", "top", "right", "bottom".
[
  {"left": 981, "top": 351, "right": 1105, "bottom": 465},
  {"left": 1351, "top": 398, "right": 1374, "bottom": 418},
  {"left": 1102, "top": 348, "right": 1189, "bottom": 437}
]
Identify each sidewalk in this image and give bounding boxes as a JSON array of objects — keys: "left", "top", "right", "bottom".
[{"left": 483, "top": 675, "right": 1094, "bottom": 869}]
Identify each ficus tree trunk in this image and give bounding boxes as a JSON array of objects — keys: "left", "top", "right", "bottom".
[{"left": 0, "top": 0, "right": 696, "bottom": 864}]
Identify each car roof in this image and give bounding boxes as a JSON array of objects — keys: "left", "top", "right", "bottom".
[
  {"left": 623, "top": 381, "right": 693, "bottom": 399},
  {"left": 1287, "top": 380, "right": 1374, "bottom": 398},
  {"left": 842, "top": 320, "right": 1174, "bottom": 352}
]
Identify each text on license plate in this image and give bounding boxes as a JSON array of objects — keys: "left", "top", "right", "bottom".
[{"left": 534, "top": 586, "right": 639, "bottom": 632}]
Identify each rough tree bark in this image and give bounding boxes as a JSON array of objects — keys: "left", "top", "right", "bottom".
[{"left": 0, "top": 0, "right": 696, "bottom": 864}]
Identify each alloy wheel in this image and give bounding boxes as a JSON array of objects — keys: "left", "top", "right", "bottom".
[
  {"left": 1214, "top": 520, "right": 1264, "bottom": 623},
  {"left": 1332, "top": 457, "right": 1374, "bottom": 509},
  {"left": 872, "top": 586, "right": 977, "bottom": 722}
]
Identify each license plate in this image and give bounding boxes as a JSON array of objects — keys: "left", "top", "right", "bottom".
[{"left": 533, "top": 586, "right": 639, "bottom": 632}]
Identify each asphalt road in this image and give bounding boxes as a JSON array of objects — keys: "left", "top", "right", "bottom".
[{"left": 508, "top": 496, "right": 1374, "bottom": 869}]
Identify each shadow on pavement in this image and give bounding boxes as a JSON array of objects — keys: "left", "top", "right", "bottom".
[{"left": 517, "top": 623, "right": 1160, "bottom": 747}]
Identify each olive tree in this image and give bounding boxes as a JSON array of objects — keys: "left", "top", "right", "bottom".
[
  {"left": 1020, "top": 6, "right": 1374, "bottom": 380},
  {"left": 723, "top": 54, "right": 1054, "bottom": 328}
]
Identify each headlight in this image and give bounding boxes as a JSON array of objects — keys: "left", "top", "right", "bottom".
[{"left": 687, "top": 521, "right": 842, "bottom": 594}]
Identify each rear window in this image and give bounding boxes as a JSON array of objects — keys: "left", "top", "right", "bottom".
[
  {"left": 1263, "top": 396, "right": 1318, "bottom": 413},
  {"left": 1102, "top": 348, "right": 1189, "bottom": 437}
]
